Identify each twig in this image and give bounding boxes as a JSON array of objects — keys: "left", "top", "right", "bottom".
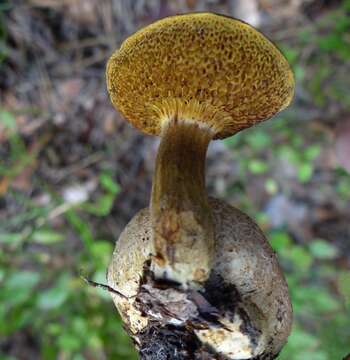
[
  {"left": 80, "top": 271, "right": 130, "bottom": 300},
  {"left": 53, "top": 152, "right": 103, "bottom": 181}
]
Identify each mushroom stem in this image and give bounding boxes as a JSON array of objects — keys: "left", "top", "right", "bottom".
[{"left": 151, "top": 117, "right": 214, "bottom": 286}]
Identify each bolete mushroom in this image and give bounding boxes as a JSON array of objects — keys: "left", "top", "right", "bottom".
[{"left": 106, "top": 13, "right": 294, "bottom": 360}]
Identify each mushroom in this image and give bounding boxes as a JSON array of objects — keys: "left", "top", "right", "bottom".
[{"left": 106, "top": 13, "right": 294, "bottom": 360}]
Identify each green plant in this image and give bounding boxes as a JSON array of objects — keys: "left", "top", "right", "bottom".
[
  {"left": 0, "top": 161, "right": 137, "bottom": 359},
  {"left": 270, "top": 231, "right": 350, "bottom": 360}
]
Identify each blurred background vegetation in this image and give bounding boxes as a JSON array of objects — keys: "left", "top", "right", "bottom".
[{"left": 0, "top": 0, "right": 350, "bottom": 359}]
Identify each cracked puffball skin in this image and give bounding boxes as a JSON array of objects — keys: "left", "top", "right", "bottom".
[
  {"left": 106, "top": 12, "right": 294, "bottom": 360},
  {"left": 108, "top": 199, "right": 291, "bottom": 359}
]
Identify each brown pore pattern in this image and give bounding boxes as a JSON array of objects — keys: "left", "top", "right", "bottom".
[{"left": 106, "top": 13, "right": 294, "bottom": 139}]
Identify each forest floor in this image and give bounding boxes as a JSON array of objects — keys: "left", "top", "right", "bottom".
[{"left": 0, "top": 1, "right": 350, "bottom": 360}]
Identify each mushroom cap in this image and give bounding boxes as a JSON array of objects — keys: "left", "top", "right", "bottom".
[{"left": 106, "top": 12, "right": 294, "bottom": 139}]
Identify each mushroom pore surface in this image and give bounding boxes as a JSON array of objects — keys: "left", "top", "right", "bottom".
[
  {"left": 106, "top": 12, "right": 294, "bottom": 139},
  {"left": 107, "top": 198, "right": 292, "bottom": 360}
]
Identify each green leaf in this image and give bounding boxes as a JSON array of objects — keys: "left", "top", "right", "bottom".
[
  {"left": 0, "top": 233, "right": 23, "bottom": 245},
  {"left": 91, "top": 241, "right": 113, "bottom": 258},
  {"left": 343, "top": 0, "right": 350, "bottom": 11},
  {"left": 294, "top": 286, "right": 340, "bottom": 314},
  {"left": 72, "top": 354, "right": 85, "bottom": 360},
  {"left": 72, "top": 317, "right": 88, "bottom": 336},
  {"left": 338, "top": 271, "right": 350, "bottom": 306},
  {"left": 47, "top": 322, "right": 62, "bottom": 336},
  {"left": 335, "top": 15, "right": 350, "bottom": 33},
  {"left": 289, "top": 246, "right": 312, "bottom": 272},
  {"left": 279, "top": 145, "right": 300, "bottom": 164},
  {"left": 298, "top": 163, "right": 313, "bottom": 183},
  {"left": 313, "top": 289, "right": 341, "bottom": 313},
  {"left": 90, "top": 241, "right": 113, "bottom": 269},
  {"left": 6, "top": 271, "right": 40, "bottom": 290},
  {"left": 31, "top": 229, "right": 64, "bottom": 244},
  {"left": 99, "top": 173, "right": 120, "bottom": 195},
  {"left": 37, "top": 275, "right": 70, "bottom": 310},
  {"left": 305, "top": 145, "right": 321, "bottom": 161},
  {"left": 336, "top": 178, "right": 350, "bottom": 197},
  {"left": 292, "top": 135, "right": 303, "bottom": 147},
  {"left": 281, "top": 46, "right": 299, "bottom": 64},
  {"left": 65, "top": 210, "right": 94, "bottom": 250},
  {"left": 269, "top": 231, "right": 292, "bottom": 252},
  {"left": 265, "top": 178, "right": 278, "bottom": 194},
  {"left": 309, "top": 239, "right": 338, "bottom": 259},
  {"left": 278, "top": 326, "right": 322, "bottom": 360},
  {"left": 245, "top": 131, "right": 271, "bottom": 150},
  {"left": 58, "top": 333, "right": 81, "bottom": 352},
  {"left": 289, "top": 327, "right": 319, "bottom": 349},
  {"left": 81, "top": 172, "right": 120, "bottom": 216},
  {"left": 294, "top": 65, "right": 305, "bottom": 82},
  {"left": 318, "top": 33, "right": 344, "bottom": 51},
  {"left": 2, "top": 271, "right": 40, "bottom": 307},
  {"left": 0, "top": 110, "right": 16, "bottom": 130},
  {"left": 316, "top": 22, "right": 350, "bottom": 59},
  {"left": 248, "top": 159, "right": 268, "bottom": 174},
  {"left": 294, "top": 352, "right": 327, "bottom": 360},
  {"left": 37, "top": 286, "right": 69, "bottom": 310},
  {"left": 0, "top": 355, "right": 17, "bottom": 360},
  {"left": 83, "top": 194, "right": 114, "bottom": 216}
]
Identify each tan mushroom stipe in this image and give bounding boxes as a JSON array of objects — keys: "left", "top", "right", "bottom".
[
  {"left": 107, "top": 13, "right": 294, "bottom": 139},
  {"left": 106, "top": 12, "right": 295, "bottom": 360}
]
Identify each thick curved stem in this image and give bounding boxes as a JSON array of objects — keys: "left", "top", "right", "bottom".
[{"left": 150, "top": 117, "right": 214, "bottom": 286}]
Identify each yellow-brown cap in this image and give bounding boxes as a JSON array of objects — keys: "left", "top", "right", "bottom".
[{"left": 106, "top": 12, "right": 294, "bottom": 139}]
